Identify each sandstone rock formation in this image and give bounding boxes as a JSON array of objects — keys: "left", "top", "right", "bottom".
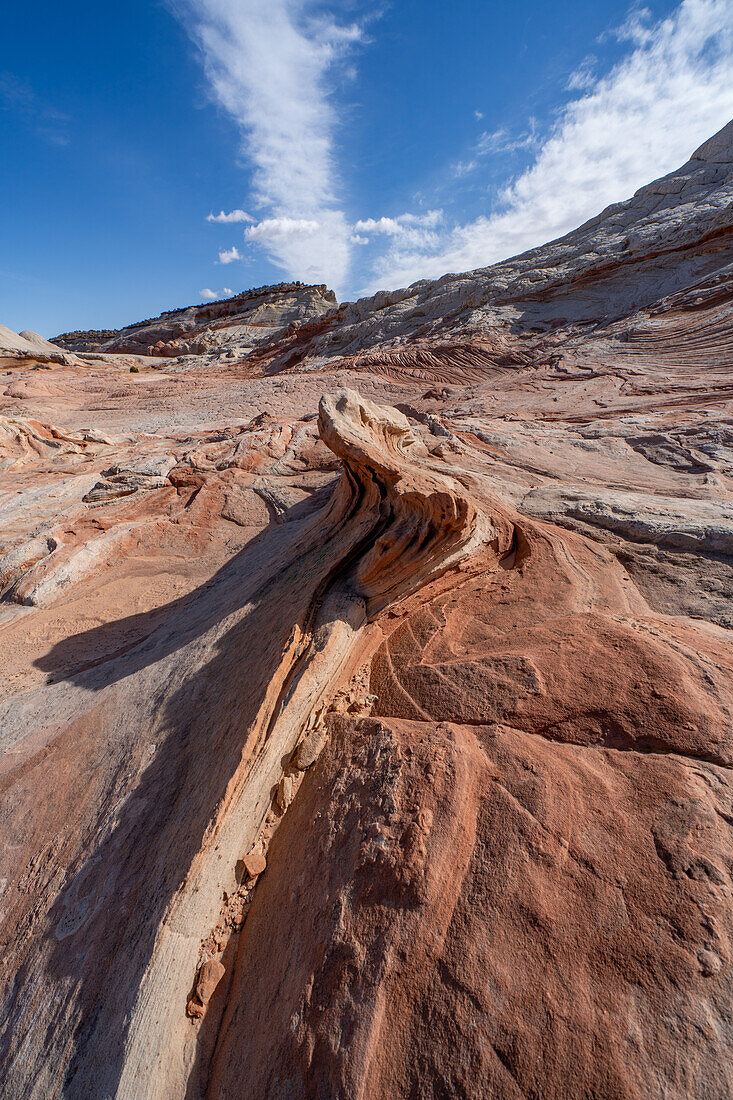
[
  {"left": 0, "top": 324, "right": 80, "bottom": 367},
  {"left": 0, "top": 119, "right": 732, "bottom": 1099},
  {"left": 52, "top": 282, "right": 337, "bottom": 361}
]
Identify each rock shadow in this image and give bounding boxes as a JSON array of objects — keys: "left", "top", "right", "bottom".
[
  {"left": 1, "top": 485, "right": 350, "bottom": 1097},
  {"left": 31, "top": 483, "right": 332, "bottom": 687}
]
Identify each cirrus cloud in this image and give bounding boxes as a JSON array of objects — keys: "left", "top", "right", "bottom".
[{"left": 174, "top": 0, "right": 365, "bottom": 293}]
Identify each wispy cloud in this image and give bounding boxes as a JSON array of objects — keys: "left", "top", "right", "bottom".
[
  {"left": 614, "top": 4, "right": 658, "bottom": 45},
  {"left": 218, "top": 245, "right": 242, "bottom": 263},
  {"left": 451, "top": 160, "right": 476, "bottom": 178},
  {"left": 200, "top": 288, "right": 218, "bottom": 300},
  {"left": 368, "top": 0, "right": 733, "bottom": 291},
  {"left": 206, "top": 208, "right": 253, "bottom": 223},
  {"left": 244, "top": 217, "right": 320, "bottom": 242},
  {"left": 565, "top": 57, "right": 597, "bottom": 92},
  {"left": 175, "top": 0, "right": 366, "bottom": 292},
  {"left": 0, "top": 72, "right": 71, "bottom": 147},
  {"left": 475, "top": 124, "right": 538, "bottom": 157},
  {"left": 449, "top": 123, "right": 538, "bottom": 180}
]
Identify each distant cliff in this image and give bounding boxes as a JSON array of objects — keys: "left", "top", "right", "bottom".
[{"left": 53, "top": 282, "right": 337, "bottom": 359}]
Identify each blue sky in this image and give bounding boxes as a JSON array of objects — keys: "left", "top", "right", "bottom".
[{"left": 2, "top": 0, "right": 732, "bottom": 336}]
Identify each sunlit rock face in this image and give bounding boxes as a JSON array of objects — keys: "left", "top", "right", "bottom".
[
  {"left": 0, "top": 120, "right": 732, "bottom": 1099},
  {"left": 51, "top": 282, "right": 337, "bottom": 360}
]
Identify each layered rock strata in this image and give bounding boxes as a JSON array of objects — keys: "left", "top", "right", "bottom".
[{"left": 53, "top": 283, "right": 337, "bottom": 361}]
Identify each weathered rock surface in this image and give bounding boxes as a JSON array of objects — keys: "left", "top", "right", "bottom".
[
  {"left": 53, "top": 282, "right": 337, "bottom": 361},
  {"left": 209, "top": 714, "right": 733, "bottom": 1099},
  {"left": 0, "top": 324, "right": 80, "bottom": 367},
  {"left": 0, "top": 120, "right": 732, "bottom": 1099},
  {"left": 256, "top": 120, "right": 733, "bottom": 375}
]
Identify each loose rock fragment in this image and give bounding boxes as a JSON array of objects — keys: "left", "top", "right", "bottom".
[
  {"left": 276, "top": 774, "right": 295, "bottom": 812},
  {"left": 187, "top": 957, "right": 226, "bottom": 1019},
  {"left": 242, "top": 850, "right": 267, "bottom": 878},
  {"left": 294, "top": 727, "right": 329, "bottom": 770}
]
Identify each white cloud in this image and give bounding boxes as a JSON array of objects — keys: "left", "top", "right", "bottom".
[
  {"left": 223, "top": 287, "right": 233, "bottom": 295},
  {"left": 452, "top": 160, "right": 477, "bottom": 178},
  {"left": 566, "top": 58, "right": 597, "bottom": 92},
  {"left": 174, "top": 0, "right": 365, "bottom": 292},
  {"left": 350, "top": 211, "right": 444, "bottom": 258},
  {"left": 353, "top": 216, "right": 403, "bottom": 236},
  {"left": 206, "top": 208, "right": 254, "bottom": 223},
  {"left": 244, "top": 217, "right": 320, "bottom": 242},
  {"left": 368, "top": 0, "right": 733, "bottom": 291},
  {"left": 475, "top": 123, "right": 538, "bottom": 156},
  {"left": 200, "top": 288, "right": 218, "bottom": 300},
  {"left": 447, "top": 122, "right": 538, "bottom": 182},
  {"left": 615, "top": 5, "right": 656, "bottom": 45},
  {"left": 474, "top": 109, "right": 484, "bottom": 121},
  {"left": 218, "top": 245, "right": 242, "bottom": 263},
  {"left": 353, "top": 210, "right": 443, "bottom": 236}
]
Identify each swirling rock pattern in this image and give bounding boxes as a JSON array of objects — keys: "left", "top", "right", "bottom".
[{"left": 318, "top": 390, "right": 494, "bottom": 616}]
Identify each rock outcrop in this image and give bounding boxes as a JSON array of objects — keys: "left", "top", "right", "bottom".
[
  {"left": 53, "top": 282, "right": 337, "bottom": 361},
  {"left": 0, "top": 324, "right": 80, "bottom": 367},
  {"left": 0, "top": 119, "right": 732, "bottom": 1099},
  {"left": 255, "top": 120, "right": 733, "bottom": 375}
]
